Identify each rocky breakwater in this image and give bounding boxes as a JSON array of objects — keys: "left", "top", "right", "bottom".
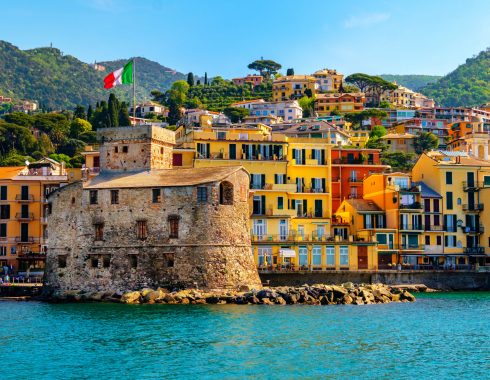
[{"left": 50, "top": 283, "right": 416, "bottom": 305}]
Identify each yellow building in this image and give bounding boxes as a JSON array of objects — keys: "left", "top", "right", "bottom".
[
  {"left": 412, "top": 151, "right": 490, "bottom": 268},
  {"left": 0, "top": 159, "right": 68, "bottom": 275},
  {"left": 174, "top": 122, "right": 378, "bottom": 271},
  {"left": 314, "top": 93, "right": 365, "bottom": 116},
  {"left": 380, "top": 133, "right": 416, "bottom": 153},
  {"left": 272, "top": 75, "right": 317, "bottom": 102}
]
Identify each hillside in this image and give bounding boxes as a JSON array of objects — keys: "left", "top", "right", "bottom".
[
  {"left": 379, "top": 74, "right": 441, "bottom": 91},
  {"left": 0, "top": 41, "right": 185, "bottom": 109},
  {"left": 420, "top": 49, "right": 490, "bottom": 107}
]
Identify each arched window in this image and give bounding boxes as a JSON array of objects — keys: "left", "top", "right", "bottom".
[{"left": 219, "top": 181, "right": 234, "bottom": 205}]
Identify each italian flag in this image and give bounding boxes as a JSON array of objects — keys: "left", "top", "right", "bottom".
[{"left": 103, "top": 60, "right": 133, "bottom": 89}]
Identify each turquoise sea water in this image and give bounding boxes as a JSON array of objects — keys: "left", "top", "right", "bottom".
[{"left": 1, "top": 292, "right": 489, "bottom": 379}]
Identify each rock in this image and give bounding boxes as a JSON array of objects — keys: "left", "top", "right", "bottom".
[
  {"left": 257, "top": 289, "right": 278, "bottom": 300},
  {"left": 342, "top": 282, "right": 355, "bottom": 290},
  {"left": 140, "top": 288, "right": 154, "bottom": 298},
  {"left": 181, "top": 298, "right": 190, "bottom": 304},
  {"left": 89, "top": 292, "right": 105, "bottom": 301},
  {"left": 206, "top": 296, "right": 220, "bottom": 304},
  {"left": 400, "top": 291, "right": 416, "bottom": 302},
  {"left": 275, "top": 296, "right": 286, "bottom": 305},
  {"left": 261, "top": 298, "right": 274, "bottom": 305},
  {"left": 164, "top": 294, "right": 176, "bottom": 304},
  {"left": 342, "top": 295, "right": 353, "bottom": 304},
  {"left": 121, "top": 291, "right": 141, "bottom": 304},
  {"left": 144, "top": 290, "right": 164, "bottom": 303},
  {"left": 331, "top": 285, "right": 348, "bottom": 297}
]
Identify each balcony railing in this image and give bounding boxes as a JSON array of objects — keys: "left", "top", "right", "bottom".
[
  {"left": 464, "top": 247, "right": 484, "bottom": 254},
  {"left": 348, "top": 178, "right": 363, "bottom": 184},
  {"left": 463, "top": 225, "right": 485, "bottom": 234},
  {"left": 399, "top": 202, "right": 422, "bottom": 210},
  {"left": 445, "top": 226, "right": 458, "bottom": 232},
  {"left": 15, "top": 213, "right": 34, "bottom": 221},
  {"left": 400, "top": 244, "right": 425, "bottom": 250},
  {"left": 399, "top": 224, "right": 424, "bottom": 231},
  {"left": 462, "top": 204, "right": 484, "bottom": 212},
  {"left": 15, "top": 194, "right": 34, "bottom": 202},
  {"left": 424, "top": 225, "right": 444, "bottom": 231},
  {"left": 463, "top": 181, "right": 481, "bottom": 191},
  {"left": 14, "top": 236, "right": 37, "bottom": 243}
]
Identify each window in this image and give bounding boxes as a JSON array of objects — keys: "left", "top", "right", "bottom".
[
  {"left": 425, "top": 236, "right": 430, "bottom": 245},
  {"left": 0, "top": 246, "right": 6, "bottom": 256},
  {"left": 168, "top": 215, "right": 179, "bottom": 238},
  {"left": 0, "top": 223, "right": 6, "bottom": 238},
  {"left": 0, "top": 205, "right": 10, "bottom": 220},
  {"left": 89, "top": 190, "right": 98, "bottom": 205},
  {"left": 258, "top": 247, "right": 272, "bottom": 266},
  {"left": 102, "top": 255, "right": 111, "bottom": 268},
  {"left": 299, "top": 246, "right": 308, "bottom": 266},
  {"left": 312, "top": 246, "right": 322, "bottom": 266},
  {"left": 277, "top": 196, "right": 284, "bottom": 210},
  {"left": 340, "top": 246, "right": 349, "bottom": 266},
  {"left": 94, "top": 223, "right": 104, "bottom": 241},
  {"left": 436, "top": 236, "right": 442, "bottom": 246},
  {"left": 122, "top": 146, "right": 128, "bottom": 153},
  {"left": 114, "top": 146, "right": 119, "bottom": 153},
  {"left": 91, "top": 257, "right": 99, "bottom": 268},
  {"left": 444, "top": 235, "right": 457, "bottom": 247},
  {"left": 0, "top": 186, "right": 6, "bottom": 201},
  {"left": 484, "top": 176, "right": 490, "bottom": 187},
  {"left": 21, "top": 186, "right": 29, "bottom": 200},
  {"left": 137, "top": 220, "right": 148, "bottom": 240},
  {"left": 165, "top": 252, "right": 174, "bottom": 268},
  {"left": 110, "top": 190, "right": 119, "bottom": 204},
  {"left": 433, "top": 199, "right": 440, "bottom": 212},
  {"left": 446, "top": 192, "right": 453, "bottom": 210},
  {"left": 326, "top": 246, "right": 335, "bottom": 266},
  {"left": 197, "top": 187, "right": 208, "bottom": 203},
  {"left": 129, "top": 255, "right": 138, "bottom": 268},
  {"left": 219, "top": 181, "right": 234, "bottom": 205},
  {"left": 446, "top": 171, "right": 453, "bottom": 185},
  {"left": 152, "top": 188, "right": 161, "bottom": 203},
  {"left": 58, "top": 255, "right": 67, "bottom": 268}
]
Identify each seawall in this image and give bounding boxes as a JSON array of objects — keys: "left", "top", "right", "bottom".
[{"left": 259, "top": 271, "right": 490, "bottom": 291}]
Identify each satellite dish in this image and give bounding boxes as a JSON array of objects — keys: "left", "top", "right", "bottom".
[{"left": 25, "top": 160, "right": 30, "bottom": 166}]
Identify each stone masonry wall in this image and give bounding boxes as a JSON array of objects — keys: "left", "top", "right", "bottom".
[{"left": 44, "top": 169, "right": 262, "bottom": 294}]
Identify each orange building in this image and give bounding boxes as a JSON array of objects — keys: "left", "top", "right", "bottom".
[
  {"left": 232, "top": 75, "right": 264, "bottom": 87},
  {"left": 314, "top": 93, "right": 365, "bottom": 115},
  {"left": 331, "top": 148, "right": 389, "bottom": 211},
  {"left": 0, "top": 159, "right": 68, "bottom": 276}
]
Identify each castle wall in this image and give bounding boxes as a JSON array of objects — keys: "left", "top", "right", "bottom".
[{"left": 44, "top": 169, "right": 262, "bottom": 293}]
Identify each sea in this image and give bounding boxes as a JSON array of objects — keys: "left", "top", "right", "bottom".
[{"left": 1, "top": 292, "right": 489, "bottom": 379}]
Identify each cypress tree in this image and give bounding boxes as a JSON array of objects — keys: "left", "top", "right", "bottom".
[
  {"left": 187, "top": 72, "right": 194, "bottom": 87},
  {"left": 108, "top": 93, "right": 119, "bottom": 128},
  {"left": 87, "top": 104, "right": 93, "bottom": 121},
  {"left": 118, "top": 102, "right": 131, "bottom": 126},
  {"left": 286, "top": 68, "right": 294, "bottom": 76},
  {"left": 204, "top": 72, "right": 208, "bottom": 85}
]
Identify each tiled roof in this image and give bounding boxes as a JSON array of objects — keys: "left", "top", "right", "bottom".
[
  {"left": 346, "top": 199, "right": 383, "bottom": 212},
  {"left": 0, "top": 167, "right": 25, "bottom": 180}
]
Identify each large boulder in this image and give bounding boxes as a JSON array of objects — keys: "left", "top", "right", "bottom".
[{"left": 121, "top": 291, "right": 141, "bottom": 304}]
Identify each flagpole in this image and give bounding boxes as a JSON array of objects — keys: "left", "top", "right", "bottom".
[{"left": 133, "top": 58, "right": 136, "bottom": 125}]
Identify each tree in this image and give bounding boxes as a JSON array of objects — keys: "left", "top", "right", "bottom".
[
  {"left": 58, "top": 138, "right": 86, "bottom": 157},
  {"left": 36, "top": 133, "right": 55, "bottom": 156},
  {"left": 365, "top": 136, "right": 388, "bottom": 151},
  {"left": 87, "top": 104, "right": 94, "bottom": 121},
  {"left": 344, "top": 109, "right": 388, "bottom": 130},
  {"left": 0, "top": 122, "right": 36, "bottom": 155},
  {"left": 370, "top": 125, "right": 387, "bottom": 138},
  {"left": 70, "top": 118, "right": 92, "bottom": 139},
  {"left": 108, "top": 93, "right": 119, "bottom": 128},
  {"left": 247, "top": 59, "right": 282, "bottom": 79},
  {"left": 0, "top": 150, "right": 33, "bottom": 167},
  {"left": 344, "top": 73, "right": 374, "bottom": 93},
  {"left": 118, "top": 102, "right": 131, "bottom": 126},
  {"left": 187, "top": 72, "right": 195, "bottom": 87},
  {"left": 48, "top": 153, "right": 73, "bottom": 168},
  {"left": 345, "top": 73, "right": 397, "bottom": 106},
  {"left": 223, "top": 107, "right": 249, "bottom": 123},
  {"left": 381, "top": 151, "right": 416, "bottom": 172},
  {"left": 413, "top": 132, "right": 439, "bottom": 154},
  {"left": 286, "top": 68, "right": 294, "bottom": 76},
  {"left": 196, "top": 79, "right": 201, "bottom": 85},
  {"left": 379, "top": 100, "right": 393, "bottom": 109},
  {"left": 3, "top": 112, "right": 34, "bottom": 127},
  {"left": 73, "top": 105, "right": 86, "bottom": 120},
  {"left": 298, "top": 96, "right": 315, "bottom": 118},
  {"left": 204, "top": 72, "right": 208, "bottom": 85}
]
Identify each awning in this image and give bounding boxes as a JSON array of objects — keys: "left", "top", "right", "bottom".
[{"left": 279, "top": 249, "right": 296, "bottom": 258}]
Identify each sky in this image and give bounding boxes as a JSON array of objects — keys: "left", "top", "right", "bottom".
[{"left": 2, "top": 0, "right": 490, "bottom": 78}]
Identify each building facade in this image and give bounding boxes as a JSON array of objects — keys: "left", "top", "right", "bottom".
[{"left": 272, "top": 75, "right": 317, "bottom": 102}]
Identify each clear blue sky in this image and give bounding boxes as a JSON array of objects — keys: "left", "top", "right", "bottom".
[{"left": 2, "top": 0, "right": 490, "bottom": 78}]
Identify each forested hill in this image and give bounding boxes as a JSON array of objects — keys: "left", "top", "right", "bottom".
[
  {"left": 420, "top": 49, "right": 490, "bottom": 107},
  {"left": 379, "top": 74, "right": 441, "bottom": 91},
  {"left": 0, "top": 41, "right": 185, "bottom": 109}
]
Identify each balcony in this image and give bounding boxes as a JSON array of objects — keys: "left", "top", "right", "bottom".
[
  {"left": 462, "top": 204, "right": 484, "bottom": 212},
  {"left": 463, "top": 225, "right": 485, "bottom": 234},
  {"left": 14, "top": 236, "right": 37, "bottom": 243},
  {"left": 399, "top": 202, "right": 423, "bottom": 211},
  {"left": 265, "top": 208, "right": 297, "bottom": 218},
  {"left": 15, "top": 213, "right": 34, "bottom": 221},
  {"left": 399, "top": 224, "right": 424, "bottom": 231},
  {"left": 464, "top": 247, "right": 485, "bottom": 254},
  {"left": 424, "top": 225, "right": 444, "bottom": 231},
  {"left": 463, "top": 181, "right": 481, "bottom": 191},
  {"left": 400, "top": 244, "right": 425, "bottom": 251},
  {"left": 348, "top": 178, "right": 363, "bottom": 186},
  {"left": 15, "top": 194, "right": 34, "bottom": 202},
  {"left": 445, "top": 226, "right": 458, "bottom": 232},
  {"left": 269, "top": 183, "right": 297, "bottom": 192}
]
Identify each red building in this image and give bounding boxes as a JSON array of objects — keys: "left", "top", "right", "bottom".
[{"left": 331, "top": 148, "right": 390, "bottom": 211}]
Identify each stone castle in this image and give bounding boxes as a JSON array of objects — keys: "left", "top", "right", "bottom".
[{"left": 43, "top": 125, "right": 261, "bottom": 294}]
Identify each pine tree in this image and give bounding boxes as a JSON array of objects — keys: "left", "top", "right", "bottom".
[
  {"left": 108, "top": 93, "right": 119, "bottom": 128},
  {"left": 73, "top": 105, "right": 86, "bottom": 120},
  {"left": 187, "top": 72, "right": 194, "bottom": 87}
]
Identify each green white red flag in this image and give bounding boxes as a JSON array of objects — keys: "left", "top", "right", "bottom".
[{"left": 103, "top": 60, "right": 133, "bottom": 89}]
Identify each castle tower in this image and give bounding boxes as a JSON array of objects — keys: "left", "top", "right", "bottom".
[{"left": 98, "top": 125, "right": 175, "bottom": 172}]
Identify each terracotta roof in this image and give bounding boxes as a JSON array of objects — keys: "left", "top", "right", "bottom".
[
  {"left": 346, "top": 199, "right": 383, "bottom": 212},
  {"left": 381, "top": 133, "right": 416, "bottom": 139},
  {"left": 84, "top": 166, "right": 246, "bottom": 189},
  {"left": 0, "top": 167, "right": 25, "bottom": 180}
]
